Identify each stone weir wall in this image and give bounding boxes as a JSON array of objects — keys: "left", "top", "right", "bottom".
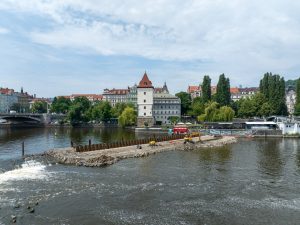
[{"left": 46, "top": 135, "right": 237, "bottom": 167}]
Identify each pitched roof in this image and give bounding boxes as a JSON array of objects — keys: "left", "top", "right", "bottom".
[
  {"left": 230, "top": 87, "right": 239, "bottom": 94},
  {"left": 187, "top": 86, "right": 200, "bottom": 93},
  {"left": 103, "top": 89, "right": 129, "bottom": 95},
  {"left": 138, "top": 72, "right": 153, "bottom": 88}
]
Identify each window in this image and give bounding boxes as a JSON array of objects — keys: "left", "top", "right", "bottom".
[
  {"left": 144, "top": 99, "right": 146, "bottom": 103},
  {"left": 144, "top": 113, "right": 146, "bottom": 116},
  {"left": 144, "top": 106, "right": 146, "bottom": 109},
  {"left": 144, "top": 92, "right": 146, "bottom": 95}
]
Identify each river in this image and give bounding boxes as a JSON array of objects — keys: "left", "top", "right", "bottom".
[{"left": 1, "top": 128, "right": 300, "bottom": 225}]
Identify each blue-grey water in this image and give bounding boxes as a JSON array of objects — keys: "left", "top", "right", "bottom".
[{"left": 1, "top": 128, "right": 300, "bottom": 225}]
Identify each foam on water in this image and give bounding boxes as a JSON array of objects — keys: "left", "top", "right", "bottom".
[{"left": 0, "top": 160, "right": 50, "bottom": 185}]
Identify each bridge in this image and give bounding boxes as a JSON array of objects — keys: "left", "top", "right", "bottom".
[{"left": 0, "top": 113, "right": 66, "bottom": 125}]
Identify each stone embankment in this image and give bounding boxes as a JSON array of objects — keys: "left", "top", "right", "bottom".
[{"left": 46, "top": 135, "right": 236, "bottom": 167}]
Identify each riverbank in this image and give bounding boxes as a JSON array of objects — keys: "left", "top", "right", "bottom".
[{"left": 45, "top": 135, "right": 237, "bottom": 167}]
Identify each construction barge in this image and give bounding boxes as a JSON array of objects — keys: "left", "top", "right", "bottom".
[{"left": 46, "top": 134, "right": 237, "bottom": 167}]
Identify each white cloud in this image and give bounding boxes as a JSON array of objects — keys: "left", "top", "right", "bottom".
[
  {"left": 0, "top": 27, "right": 9, "bottom": 34},
  {"left": 1, "top": 0, "right": 300, "bottom": 87}
]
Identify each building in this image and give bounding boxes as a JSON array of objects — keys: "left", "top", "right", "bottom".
[
  {"left": 60, "top": 94, "right": 103, "bottom": 104},
  {"left": 0, "top": 87, "right": 32, "bottom": 113},
  {"left": 29, "top": 98, "right": 53, "bottom": 113},
  {"left": 136, "top": 72, "right": 181, "bottom": 127},
  {"left": 137, "top": 72, "right": 155, "bottom": 127},
  {"left": 153, "top": 93, "right": 181, "bottom": 125},
  {"left": 286, "top": 86, "right": 296, "bottom": 115},
  {"left": 230, "top": 87, "right": 259, "bottom": 101},
  {"left": 103, "top": 88, "right": 129, "bottom": 107},
  {"left": 187, "top": 86, "right": 201, "bottom": 99},
  {"left": 69, "top": 94, "right": 103, "bottom": 102}
]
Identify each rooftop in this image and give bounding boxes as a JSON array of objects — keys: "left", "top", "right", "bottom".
[{"left": 137, "top": 72, "right": 153, "bottom": 88}]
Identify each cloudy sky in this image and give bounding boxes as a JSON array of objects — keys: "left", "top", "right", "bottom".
[{"left": 0, "top": 0, "right": 300, "bottom": 97}]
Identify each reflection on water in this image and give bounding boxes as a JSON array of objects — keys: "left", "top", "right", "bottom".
[
  {"left": 257, "top": 139, "right": 284, "bottom": 178},
  {"left": 1, "top": 130, "right": 300, "bottom": 225},
  {"left": 198, "top": 145, "right": 232, "bottom": 164},
  {"left": 0, "top": 127, "right": 140, "bottom": 160}
]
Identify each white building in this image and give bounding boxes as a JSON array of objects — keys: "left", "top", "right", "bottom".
[
  {"left": 286, "top": 86, "right": 296, "bottom": 115},
  {"left": 102, "top": 88, "right": 129, "bottom": 107},
  {"left": 137, "top": 72, "right": 155, "bottom": 127}
]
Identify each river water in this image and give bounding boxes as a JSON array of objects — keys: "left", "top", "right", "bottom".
[{"left": 1, "top": 128, "right": 300, "bottom": 225}]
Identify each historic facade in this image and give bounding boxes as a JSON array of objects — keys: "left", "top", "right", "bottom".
[
  {"left": 102, "top": 88, "right": 129, "bottom": 107},
  {"left": 103, "top": 72, "right": 181, "bottom": 126},
  {"left": 153, "top": 93, "right": 181, "bottom": 125},
  {"left": 137, "top": 72, "right": 155, "bottom": 127}
]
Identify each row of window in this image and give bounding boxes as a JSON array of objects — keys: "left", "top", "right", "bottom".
[
  {"left": 153, "top": 111, "right": 178, "bottom": 115},
  {"left": 154, "top": 105, "right": 180, "bottom": 109},
  {"left": 154, "top": 101, "right": 180, "bottom": 104}
]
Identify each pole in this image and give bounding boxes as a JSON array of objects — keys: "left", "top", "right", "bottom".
[{"left": 22, "top": 141, "right": 25, "bottom": 157}]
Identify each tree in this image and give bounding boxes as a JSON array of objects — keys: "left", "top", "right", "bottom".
[
  {"left": 51, "top": 97, "right": 72, "bottom": 114},
  {"left": 294, "top": 78, "right": 300, "bottom": 116},
  {"left": 68, "top": 103, "right": 86, "bottom": 125},
  {"left": 168, "top": 116, "right": 180, "bottom": 125},
  {"left": 259, "top": 102, "right": 272, "bottom": 117},
  {"left": 10, "top": 103, "right": 21, "bottom": 113},
  {"left": 197, "top": 101, "right": 234, "bottom": 122},
  {"left": 198, "top": 101, "right": 219, "bottom": 122},
  {"left": 91, "top": 101, "right": 112, "bottom": 122},
  {"left": 202, "top": 75, "right": 211, "bottom": 103},
  {"left": 68, "top": 97, "right": 91, "bottom": 125},
  {"left": 175, "top": 92, "right": 192, "bottom": 115},
  {"left": 189, "top": 97, "right": 205, "bottom": 116},
  {"left": 259, "top": 73, "right": 287, "bottom": 116},
  {"left": 31, "top": 101, "right": 47, "bottom": 113},
  {"left": 215, "top": 74, "right": 231, "bottom": 106},
  {"left": 111, "top": 102, "right": 135, "bottom": 118},
  {"left": 118, "top": 107, "right": 137, "bottom": 127},
  {"left": 218, "top": 106, "right": 235, "bottom": 121},
  {"left": 238, "top": 98, "right": 256, "bottom": 118}
]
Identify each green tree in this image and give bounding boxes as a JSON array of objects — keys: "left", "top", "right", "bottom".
[
  {"left": 168, "top": 116, "right": 180, "bottom": 125},
  {"left": 259, "top": 102, "right": 272, "bottom": 117},
  {"left": 294, "top": 78, "right": 300, "bottom": 116},
  {"left": 31, "top": 101, "right": 47, "bottom": 113},
  {"left": 198, "top": 101, "right": 219, "bottom": 122},
  {"left": 175, "top": 92, "right": 192, "bottom": 115},
  {"left": 51, "top": 97, "right": 72, "bottom": 114},
  {"left": 218, "top": 106, "right": 235, "bottom": 121},
  {"left": 237, "top": 98, "right": 256, "bottom": 118},
  {"left": 68, "top": 97, "right": 91, "bottom": 125},
  {"left": 118, "top": 107, "right": 137, "bottom": 127},
  {"left": 189, "top": 97, "right": 205, "bottom": 116},
  {"left": 111, "top": 102, "right": 135, "bottom": 118},
  {"left": 10, "top": 103, "right": 21, "bottom": 113},
  {"left": 202, "top": 75, "right": 211, "bottom": 103},
  {"left": 259, "top": 73, "right": 287, "bottom": 115},
  {"left": 91, "top": 101, "right": 112, "bottom": 122},
  {"left": 197, "top": 101, "right": 234, "bottom": 122},
  {"left": 215, "top": 74, "right": 231, "bottom": 106}
]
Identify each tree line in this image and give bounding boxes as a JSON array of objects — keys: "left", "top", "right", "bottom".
[
  {"left": 175, "top": 72, "right": 290, "bottom": 122},
  {"left": 49, "top": 97, "right": 136, "bottom": 127}
]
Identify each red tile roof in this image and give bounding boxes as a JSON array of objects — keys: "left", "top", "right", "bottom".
[
  {"left": 138, "top": 72, "right": 153, "bottom": 88},
  {"left": 0, "top": 88, "right": 14, "bottom": 95},
  {"left": 230, "top": 87, "right": 239, "bottom": 94},
  {"left": 104, "top": 89, "right": 129, "bottom": 95},
  {"left": 187, "top": 86, "right": 200, "bottom": 93}
]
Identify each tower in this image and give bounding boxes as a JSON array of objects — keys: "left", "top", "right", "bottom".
[{"left": 137, "top": 71, "right": 154, "bottom": 127}]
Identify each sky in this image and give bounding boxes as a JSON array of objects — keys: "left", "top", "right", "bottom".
[{"left": 0, "top": 0, "right": 300, "bottom": 97}]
